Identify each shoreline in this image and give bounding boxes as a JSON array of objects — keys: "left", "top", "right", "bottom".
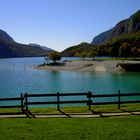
[{"left": 34, "top": 60, "right": 126, "bottom": 72}]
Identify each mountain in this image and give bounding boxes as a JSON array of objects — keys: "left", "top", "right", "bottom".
[
  {"left": 0, "top": 29, "right": 53, "bottom": 58},
  {"left": 61, "top": 42, "right": 94, "bottom": 57},
  {"left": 91, "top": 10, "right": 140, "bottom": 45},
  {"left": 0, "top": 29, "right": 15, "bottom": 44},
  {"left": 28, "top": 43, "right": 53, "bottom": 51},
  {"left": 61, "top": 10, "right": 140, "bottom": 58}
]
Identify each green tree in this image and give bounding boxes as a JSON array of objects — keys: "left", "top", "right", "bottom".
[
  {"left": 119, "top": 43, "right": 132, "bottom": 59},
  {"left": 131, "top": 47, "right": 138, "bottom": 58},
  {"left": 48, "top": 51, "right": 61, "bottom": 63},
  {"left": 75, "top": 52, "right": 80, "bottom": 57},
  {"left": 79, "top": 52, "right": 87, "bottom": 60},
  {"left": 87, "top": 51, "right": 97, "bottom": 60},
  {"left": 97, "top": 49, "right": 102, "bottom": 59},
  {"left": 110, "top": 41, "right": 120, "bottom": 58},
  {"left": 138, "top": 49, "right": 140, "bottom": 56}
]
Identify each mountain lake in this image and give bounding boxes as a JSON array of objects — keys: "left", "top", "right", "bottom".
[{"left": 0, "top": 57, "right": 140, "bottom": 107}]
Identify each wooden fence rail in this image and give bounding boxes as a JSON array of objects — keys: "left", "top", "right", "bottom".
[
  {"left": 0, "top": 91, "right": 140, "bottom": 111},
  {"left": 24, "top": 92, "right": 90, "bottom": 111},
  {"left": 90, "top": 90, "right": 140, "bottom": 109},
  {"left": 23, "top": 90, "right": 140, "bottom": 111},
  {"left": 0, "top": 93, "right": 24, "bottom": 111}
]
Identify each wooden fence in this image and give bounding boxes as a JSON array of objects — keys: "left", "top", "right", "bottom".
[
  {"left": 0, "top": 93, "right": 24, "bottom": 111},
  {"left": 90, "top": 91, "right": 140, "bottom": 109},
  {"left": 23, "top": 90, "right": 140, "bottom": 111},
  {"left": 24, "top": 92, "right": 91, "bottom": 111},
  {"left": 0, "top": 91, "right": 140, "bottom": 111}
]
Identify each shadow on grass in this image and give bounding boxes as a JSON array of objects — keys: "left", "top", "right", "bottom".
[
  {"left": 58, "top": 109, "right": 71, "bottom": 118},
  {"left": 0, "top": 106, "right": 140, "bottom": 118},
  {"left": 120, "top": 108, "right": 140, "bottom": 115},
  {"left": 23, "top": 110, "right": 36, "bottom": 118},
  {"left": 20, "top": 108, "right": 140, "bottom": 118},
  {"left": 89, "top": 109, "right": 107, "bottom": 117}
]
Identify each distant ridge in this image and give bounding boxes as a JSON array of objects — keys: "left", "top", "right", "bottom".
[
  {"left": 61, "top": 42, "right": 93, "bottom": 57},
  {"left": 91, "top": 10, "right": 140, "bottom": 45},
  {"left": 0, "top": 29, "right": 53, "bottom": 58},
  {"left": 28, "top": 43, "right": 53, "bottom": 51}
]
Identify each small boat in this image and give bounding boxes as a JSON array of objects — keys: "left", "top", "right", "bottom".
[{"left": 118, "top": 63, "right": 140, "bottom": 72}]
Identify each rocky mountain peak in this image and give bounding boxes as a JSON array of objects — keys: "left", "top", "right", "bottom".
[{"left": 91, "top": 10, "right": 140, "bottom": 45}]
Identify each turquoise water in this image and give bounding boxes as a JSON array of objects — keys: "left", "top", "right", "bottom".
[{"left": 0, "top": 57, "right": 140, "bottom": 106}]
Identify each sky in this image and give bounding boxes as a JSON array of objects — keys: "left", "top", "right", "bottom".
[{"left": 0, "top": 0, "right": 140, "bottom": 51}]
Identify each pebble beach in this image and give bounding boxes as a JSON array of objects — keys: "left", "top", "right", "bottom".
[{"left": 35, "top": 60, "right": 125, "bottom": 72}]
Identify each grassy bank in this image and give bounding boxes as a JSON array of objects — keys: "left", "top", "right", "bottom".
[
  {"left": 0, "top": 104, "right": 140, "bottom": 139},
  {"left": 75, "top": 57, "right": 140, "bottom": 61},
  {"left": 0, "top": 103, "right": 140, "bottom": 114},
  {"left": 0, "top": 115, "right": 140, "bottom": 140}
]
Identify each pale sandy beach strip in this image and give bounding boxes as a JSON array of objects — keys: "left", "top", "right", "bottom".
[{"left": 34, "top": 60, "right": 126, "bottom": 72}]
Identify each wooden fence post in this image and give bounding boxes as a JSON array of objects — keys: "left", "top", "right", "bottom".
[
  {"left": 24, "top": 93, "right": 28, "bottom": 111},
  {"left": 57, "top": 92, "right": 60, "bottom": 111},
  {"left": 20, "top": 93, "right": 24, "bottom": 111},
  {"left": 118, "top": 90, "right": 121, "bottom": 109},
  {"left": 87, "top": 91, "right": 92, "bottom": 110}
]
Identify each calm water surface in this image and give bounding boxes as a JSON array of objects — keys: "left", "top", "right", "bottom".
[{"left": 0, "top": 57, "right": 140, "bottom": 106}]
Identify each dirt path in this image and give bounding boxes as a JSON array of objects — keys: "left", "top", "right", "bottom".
[{"left": 0, "top": 111, "right": 139, "bottom": 118}]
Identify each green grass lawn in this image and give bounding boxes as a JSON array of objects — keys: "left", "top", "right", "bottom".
[
  {"left": 0, "top": 115, "right": 140, "bottom": 140},
  {"left": 100, "top": 57, "right": 140, "bottom": 61},
  {"left": 76, "top": 57, "right": 140, "bottom": 61},
  {"left": 0, "top": 104, "right": 140, "bottom": 140},
  {"left": 0, "top": 103, "right": 140, "bottom": 114}
]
